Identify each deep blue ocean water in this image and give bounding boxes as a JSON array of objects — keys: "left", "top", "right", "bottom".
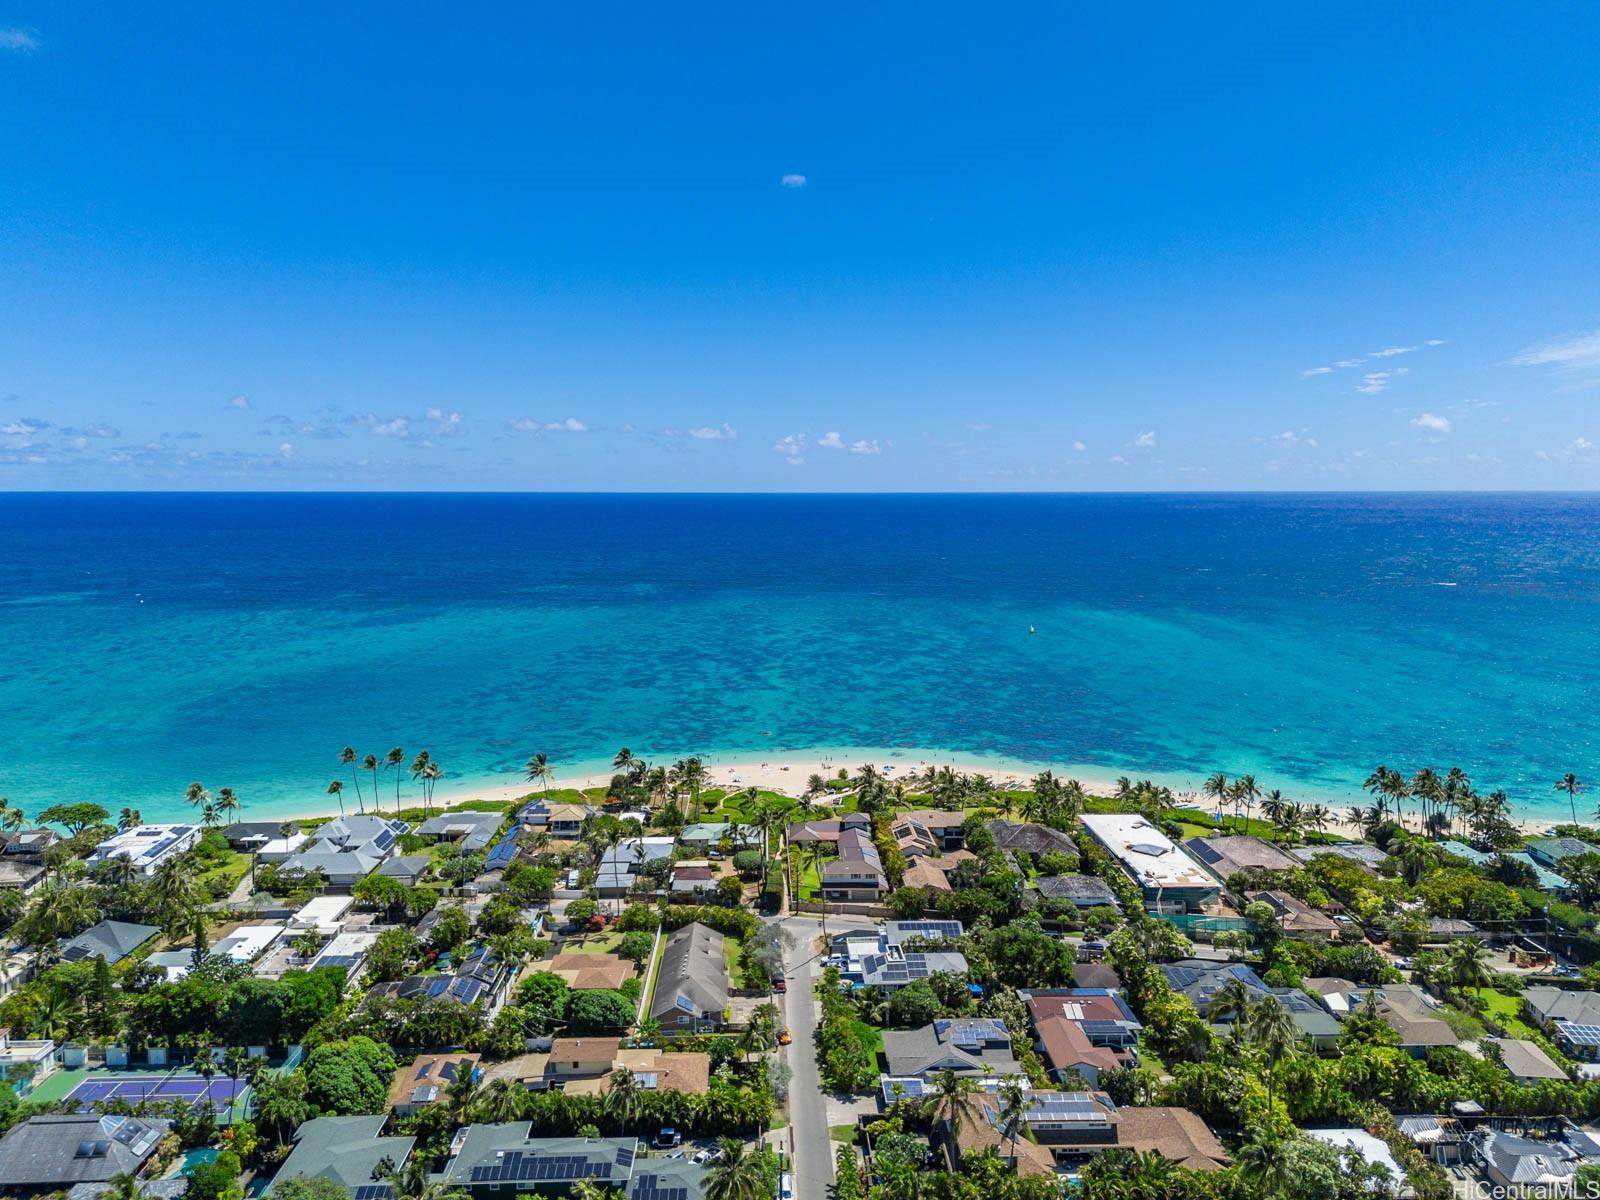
[{"left": 4, "top": 492, "right": 1599, "bottom": 825}]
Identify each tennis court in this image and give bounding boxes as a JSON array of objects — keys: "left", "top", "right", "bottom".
[{"left": 63, "top": 1073, "right": 248, "bottom": 1116}]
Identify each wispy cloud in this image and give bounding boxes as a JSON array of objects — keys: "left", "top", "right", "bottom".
[
  {"left": 1302, "top": 340, "right": 1443, "bottom": 377},
  {"left": 228, "top": 395, "right": 251, "bottom": 410},
  {"left": 426, "top": 407, "right": 463, "bottom": 436},
  {"left": 1356, "top": 368, "right": 1407, "bottom": 395},
  {"left": 771, "top": 434, "right": 806, "bottom": 465},
  {"left": 780, "top": 174, "right": 807, "bottom": 189},
  {"left": 1132, "top": 431, "right": 1155, "bottom": 448},
  {"left": 1072, "top": 440, "right": 1087, "bottom": 453},
  {"left": 687, "top": 423, "right": 736, "bottom": 440},
  {"left": 1410, "top": 412, "right": 1451, "bottom": 434},
  {"left": 510, "top": 416, "right": 587, "bottom": 433},
  {"left": 1511, "top": 331, "right": 1600, "bottom": 372},
  {"left": 1268, "top": 428, "right": 1318, "bottom": 447},
  {"left": 817, "top": 431, "right": 844, "bottom": 449},
  {"left": 0, "top": 28, "right": 38, "bottom": 51},
  {"left": 848, "top": 439, "right": 881, "bottom": 455}
]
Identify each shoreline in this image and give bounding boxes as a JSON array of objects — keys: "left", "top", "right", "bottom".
[{"left": 233, "top": 745, "right": 1562, "bottom": 840}]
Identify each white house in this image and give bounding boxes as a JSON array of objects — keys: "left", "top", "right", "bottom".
[{"left": 86, "top": 824, "right": 201, "bottom": 877}]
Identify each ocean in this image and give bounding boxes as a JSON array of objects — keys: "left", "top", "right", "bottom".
[{"left": 4, "top": 492, "right": 1599, "bottom": 826}]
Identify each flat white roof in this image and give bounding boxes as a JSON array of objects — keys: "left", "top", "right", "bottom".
[
  {"left": 213, "top": 922, "right": 284, "bottom": 962},
  {"left": 1080, "top": 813, "right": 1216, "bottom": 890},
  {"left": 1304, "top": 1129, "right": 1406, "bottom": 1193},
  {"left": 289, "top": 895, "right": 354, "bottom": 929}
]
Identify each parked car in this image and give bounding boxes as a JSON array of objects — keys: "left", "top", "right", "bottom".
[
  {"left": 781, "top": 1174, "right": 794, "bottom": 1200},
  {"left": 778, "top": 1027, "right": 792, "bottom": 1045},
  {"left": 654, "top": 1129, "right": 682, "bottom": 1149},
  {"left": 692, "top": 1148, "right": 723, "bottom": 1166},
  {"left": 773, "top": 977, "right": 787, "bottom": 993}
]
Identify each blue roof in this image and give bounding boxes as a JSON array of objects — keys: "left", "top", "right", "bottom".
[{"left": 485, "top": 831, "right": 519, "bottom": 870}]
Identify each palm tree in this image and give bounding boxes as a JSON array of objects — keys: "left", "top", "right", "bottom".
[
  {"left": 526, "top": 752, "right": 554, "bottom": 796},
  {"left": 603, "top": 1067, "right": 641, "bottom": 1132},
  {"left": 216, "top": 787, "right": 240, "bottom": 824},
  {"left": 363, "top": 754, "right": 381, "bottom": 813},
  {"left": 446, "top": 1062, "right": 480, "bottom": 1123},
  {"left": 340, "top": 747, "right": 365, "bottom": 814},
  {"left": 103, "top": 1173, "right": 141, "bottom": 1200},
  {"left": 1556, "top": 774, "right": 1585, "bottom": 826},
  {"left": 1233, "top": 774, "right": 1260, "bottom": 834},
  {"left": 423, "top": 760, "right": 443, "bottom": 812},
  {"left": 326, "top": 780, "right": 345, "bottom": 817},
  {"left": 221, "top": 1046, "right": 250, "bottom": 1126},
  {"left": 184, "top": 781, "right": 210, "bottom": 819},
  {"left": 116, "top": 807, "right": 140, "bottom": 831},
  {"left": 925, "top": 1068, "right": 981, "bottom": 1144},
  {"left": 474, "top": 1077, "right": 525, "bottom": 1124},
  {"left": 1236, "top": 1135, "right": 1291, "bottom": 1196},
  {"left": 704, "top": 1138, "right": 765, "bottom": 1200},
  {"left": 1203, "top": 772, "right": 1230, "bottom": 827},
  {"left": 1209, "top": 976, "right": 1255, "bottom": 1044},
  {"left": 385, "top": 747, "right": 407, "bottom": 811},
  {"left": 1381, "top": 768, "right": 1413, "bottom": 831},
  {"left": 1445, "top": 938, "right": 1493, "bottom": 995},
  {"left": 995, "top": 1080, "right": 1027, "bottom": 1171},
  {"left": 409, "top": 751, "right": 433, "bottom": 816},
  {"left": 1247, "top": 992, "right": 1298, "bottom": 1114}
]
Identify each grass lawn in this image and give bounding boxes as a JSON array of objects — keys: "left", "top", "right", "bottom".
[
  {"left": 1136, "top": 1034, "right": 1167, "bottom": 1075},
  {"left": 197, "top": 851, "right": 250, "bottom": 893},
  {"left": 1176, "top": 822, "right": 1212, "bottom": 839},
  {"left": 829, "top": 1125, "right": 857, "bottom": 1143},
  {"left": 562, "top": 931, "right": 625, "bottom": 955},
  {"left": 724, "top": 936, "right": 746, "bottom": 989},
  {"left": 852, "top": 1020, "right": 884, "bottom": 1058},
  {"left": 1471, "top": 988, "right": 1539, "bottom": 1038}
]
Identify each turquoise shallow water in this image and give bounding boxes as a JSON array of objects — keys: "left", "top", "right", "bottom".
[{"left": 3, "top": 492, "right": 1599, "bottom": 825}]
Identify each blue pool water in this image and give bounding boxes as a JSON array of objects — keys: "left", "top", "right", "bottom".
[{"left": 3, "top": 491, "right": 1598, "bottom": 823}]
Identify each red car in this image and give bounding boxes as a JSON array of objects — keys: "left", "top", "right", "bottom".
[{"left": 772, "top": 978, "right": 787, "bottom": 993}]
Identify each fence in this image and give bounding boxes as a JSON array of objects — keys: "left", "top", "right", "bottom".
[{"left": 791, "top": 900, "right": 894, "bottom": 919}]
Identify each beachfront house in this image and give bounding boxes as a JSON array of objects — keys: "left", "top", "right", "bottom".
[
  {"left": 1182, "top": 835, "right": 1300, "bottom": 884},
  {"left": 278, "top": 814, "right": 409, "bottom": 889},
  {"left": 414, "top": 810, "right": 505, "bottom": 852},
  {"left": 222, "top": 821, "right": 311, "bottom": 859},
  {"left": 1525, "top": 837, "right": 1596, "bottom": 871},
  {"left": 85, "top": 824, "right": 200, "bottom": 878},
  {"left": 986, "top": 820, "right": 1081, "bottom": 862},
  {"left": 517, "top": 802, "right": 593, "bottom": 839},
  {"left": 648, "top": 922, "right": 729, "bottom": 1031},
  {"left": 1080, "top": 814, "right": 1218, "bottom": 912}
]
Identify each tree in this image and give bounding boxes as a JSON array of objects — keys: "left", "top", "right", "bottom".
[
  {"left": 117, "top": 807, "right": 141, "bottom": 831},
  {"left": 36, "top": 802, "right": 110, "bottom": 836},
  {"left": 341, "top": 746, "right": 366, "bottom": 815},
  {"left": 1248, "top": 992, "right": 1299, "bottom": 1115},
  {"left": 385, "top": 747, "right": 407, "bottom": 810},
  {"left": 363, "top": 754, "right": 382, "bottom": 814},
  {"left": 886, "top": 980, "right": 941, "bottom": 1028},
  {"left": 1556, "top": 774, "right": 1585, "bottom": 826},
  {"left": 704, "top": 1138, "right": 766, "bottom": 1200},
  {"left": 273, "top": 1181, "right": 354, "bottom": 1200},
  {"left": 428, "top": 905, "right": 472, "bottom": 954},
  {"left": 603, "top": 1067, "right": 641, "bottom": 1132},
  {"left": 995, "top": 1079, "right": 1026, "bottom": 1171},
  {"left": 327, "top": 780, "right": 345, "bottom": 817},
  {"left": 924, "top": 1069, "right": 980, "bottom": 1143},
  {"left": 303, "top": 1036, "right": 397, "bottom": 1114},
  {"left": 1444, "top": 938, "right": 1493, "bottom": 994},
  {"left": 526, "top": 752, "right": 554, "bottom": 794},
  {"left": 564, "top": 990, "right": 634, "bottom": 1032},
  {"left": 616, "top": 930, "right": 655, "bottom": 966}
]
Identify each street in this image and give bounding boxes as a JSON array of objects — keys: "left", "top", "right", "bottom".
[{"left": 772, "top": 912, "right": 877, "bottom": 1200}]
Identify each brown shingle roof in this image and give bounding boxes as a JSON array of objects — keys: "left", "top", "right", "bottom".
[
  {"left": 1114, "top": 1107, "right": 1229, "bottom": 1170},
  {"left": 548, "top": 1037, "right": 624, "bottom": 1064},
  {"left": 546, "top": 954, "right": 635, "bottom": 991},
  {"left": 1034, "top": 1015, "right": 1119, "bottom": 1076}
]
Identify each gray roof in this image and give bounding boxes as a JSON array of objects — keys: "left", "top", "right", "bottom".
[
  {"left": 1477, "top": 1129, "right": 1580, "bottom": 1186},
  {"left": 1486, "top": 1037, "right": 1568, "bottom": 1081},
  {"left": 414, "top": 811, "right": 505, "bottom": 852},
  {"left": 881, "top": 1019, "right": 1019, "bottom": 1078},
  {"left": 1526, "top": 837, "right": 1596, "bottom": 864},
  {"left": 0, "top": 1115, "right": 169, "bottom": 1189},
  {"left": 266, "top": 1116, "right": 415, "bottom": 1195},
  {"left": 1291, "top": 842, "right": 1390, "bottom": 869},
  {"left": 376, "top": 854, "right": 431, "bottom": 880},
  {"left": 60, "top": 920, "right": 159, "bottom": 965},
  {"left": 439, "top": 1127, "right": 638, "bottom": 1189},
  {"left": 1035, "top": 874, "right": 1119, "bottom": 906},
  {"left": 1523, "top": 987, "right": 1600, "bottom": 1027},
  {"left": 649, "top": 922, "right": 729, "bottom": 1022},
  {"left": 69, "top": 1182, "right": 187, "bottom": 1200},
  {"left": 985, "top": 820, "right": 1081, "bottom": 858},
  {"left": 1184, "top": 835, "right": 1301, "bottom": 879},
  {"left": 1160, "top": 960, "right": 1269, "bottom": 1013},
  {"left": 629, "top": 1159, "right": 706, "bottom": 1200}
]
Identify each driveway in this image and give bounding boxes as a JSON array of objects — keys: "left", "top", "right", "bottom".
[{"left": 772, "top": 912, "right": 878, "bottom": 1200}]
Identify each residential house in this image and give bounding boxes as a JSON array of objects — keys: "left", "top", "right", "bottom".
[
  {"left": 1021, "top": 989, "right": 1142, "bottom": 1083},
  {"left": 545, "top": 953, "right": 636, "bottom": 992},
  {"left": 1468, "top": 1128, "right": 1591, "bottom": 1196},
  {"left": 0, "top": 1029, "right": 57, "bottom": 1094},
  {"left": 1, "top": 829, "right": 56, "bottom": 859},
  {"left": 1080, "top": 814, "right": 1218, "bottom": 911},
  {"left": 221, "top": 822, "right": 309, "bottom": 860},
  {"left": 953, "top": 1094, "right": 1227, "bottom": 1173},
  {"left": 830, "top": 921, "right": 968, "bottom": 992},
  {"left": 287, "top": 895, "right": 355, "bottom": 933},
  {"left": 1244, "top": 889, "right": 1339, "bottom": 938},
  {"left": 1525, "top": 837, "right": 1597, "bottom": 871},
  {"left": 881, "top": 1018, "right": 1022, "bottom": 1095},
  {"left": 536, "top": 804, "right": 595, "bottom": 840},
  {"left": 85, "top": 824, "right": 199, "bottom": 878},
  {"left": 820, "top": 821, "right": 887, "bottom": 900},
  {"left": 265, "top": 1115, "right": 415, "bottom": 1196},
  {"left": 986, "top": 821, "right": 1081, "bottom": 862},
  {"left": 211, "top": 923, "right": 285, "bottom": 964},
  {"left": 1304, "top": 1129, "right": 1410, "bottom": 1196},
  {"left": 1184, "top": 835, "right": 1300, "bottom": 884},
  {"left": 558, "top": 1047, "right": 712, "bottom": 1097},
  {"left": 1163, "top": 962, "right": 1341, "bottom": 1049},
  {"left": 595, "top": 837, "right": 675, "bottom": 898},
  {"left": 374, "top": 854, "right": 432, "bottom": 887},
  {"left": 0, "top": 859, "right": 45, "bottom": 892},
  {"left": 0, "top": 1115, "right": 169, "bottom": 1196},
  {"left": 1522, "top": 988, "right": 1600, "bottom": 1061},
  {"left": 437, "top": 1128, "right": 638, "bottom": 1198},
  {"left": 1441, "top": 842, "right": 1571, "bottom": 894},
  {"left": 390, "top": 1052, "right": 480, "bottom": 1116},
  {"left": 1073, "top": 963, "right": 1122, "bottom": 990},
  {"left": 1308, "top": 979, "right": 1459, "bottom": 1055},
  {"left": 891, "top": 817, "right": 939, "bottom": 858},
  {"left": 1290, "top": 843, "right": 1391, "bottom": 871},
  {"left": 1034, "top": 874, "right": 1120, "bottom": 910},
  {"left": 628, "top": 1160, "right": 708, "bottom": 1200},
  {"left": 669, "top": 864, "right": 718, "bottom": 900},
  {"left": 308, "top": 930, "right": 380, "bottom": 978},
  {"left": 677, "top": 823, "right": 758, "bottom": 852},
  {"left": 545, "top": 1038, "right": 625, "bottom": 1087},
  {"left": 378, "top": 946, "right": 515, "bottom": 1018},
  {"left": 278, "top": 815, "right": 409, "bottom": 889},
  {"left": 648, "top": 923, "right": 729, "bottom": 1030},
  {"left": 60, "top": 921, "right": 158, "bottom": 966},
  {"left": 895, "top": 811, "right": 968, "bottom": 851},
  {"left": 1485, "top": 1038, "right": 1568, "bottom": 1082},
  {"left": 898, "top": 851, "right": 978, "bottom": 893},
  {"left": 414, "top": 811, "right": 505, "bottom": 853}
]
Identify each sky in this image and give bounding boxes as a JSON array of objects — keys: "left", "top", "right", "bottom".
[{"left": 2, "top": 6, "right": 1600, "bottom": 491}]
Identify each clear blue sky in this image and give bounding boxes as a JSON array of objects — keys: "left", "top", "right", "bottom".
[{"left": 3, "top": 5, "right": 1600, "bottom": 490}]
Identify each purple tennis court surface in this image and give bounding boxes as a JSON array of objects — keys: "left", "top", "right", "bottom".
[{"left": 65, "top": 1075, "right": 246, "bottom": 1114}]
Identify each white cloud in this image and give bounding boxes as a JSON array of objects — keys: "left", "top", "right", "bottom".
[
  {"left": 967, "top": 422, "right": 993, "bottom": 432},
  {"left": 228, "top": 395, "right": 250, "bottom": 410},
  {"left": 1333, "top": 359, "right": 1364, "bottom": 370},
  {"left": 68, "top": 436, "right": 88, "bottom": 451},
  {"left": 848, "top": 439, "right": 881, "bottom": 455},
  {"left": 1, "top": 420, "right": 44, "bottom": 436},
  {"left": 817, "top": 431, "right": 844, "bottom": 449},
  {"left": 1109, "top": 455, "right": 1127, "bottom": 464},
  {"left": 1512, "top": 331, "right": 1600, "bottom": 372},
  {"left": 370, "top": 417, "right": 410, "bottom": 438},
  {"left": 510, "top": 417, "right": 587, "bottom": 433},
  {"left": 278, "top": 442, "right": 294, "bottom": 459},
  {"left": 688, "top": 424, "right": 736, "bottom": 440},
  {"left": 1300, "top": 366, "right": 1334, "bottom": 377},
  {"left": 1072, "top": 441, "right": 1086, "bottom": 453},
  {"left": 780, "top": 174, "right": 807, "bottom": 189},
  {"left": 1303, "top": 342, "right": 1443, "bottom": 377},
  {"left": 1270, "top": 429, "right": 1319, "bottom": 448},
  {"left": 771, "top": 434, "right": 806, "bottom": 465},
  {"left": 63, "top": 422, "right": 119, "bottom": 439},
  {"left": 1371, "top": 344, "right": 1423, "bottom": 358},
  {"left": 1572, "top": 437, "right": 1596, "bottom": 453},
  {"left": 1356, "top": 368, "right": 1407, "bottom": 395},
  {"left": 426, "top": 407, "right": 463, "bottom": 436},
  {"left": 1133, "top": 431, "right": 1155, "bottom": 448},
  {"left": 0, "top": 28, "right": 38, "bottom": 50},
  {"left": 1410, "top": 412, "right": 1451, "bottom": 434}
]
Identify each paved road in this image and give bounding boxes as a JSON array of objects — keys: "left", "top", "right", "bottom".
[{"left": 773, "top": 913, "right": 876, "bottom": 1200}]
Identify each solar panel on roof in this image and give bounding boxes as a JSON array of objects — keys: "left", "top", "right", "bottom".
[
  {"left": 616, "top": 1146, "right": 635, "bottom": 1168},
  {"left": 352, "top": 1185, "right": 393, "bottom": 1200},
  {"left": 1558, "top": 1022, "right": 1600, "bottom": 1046}
]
